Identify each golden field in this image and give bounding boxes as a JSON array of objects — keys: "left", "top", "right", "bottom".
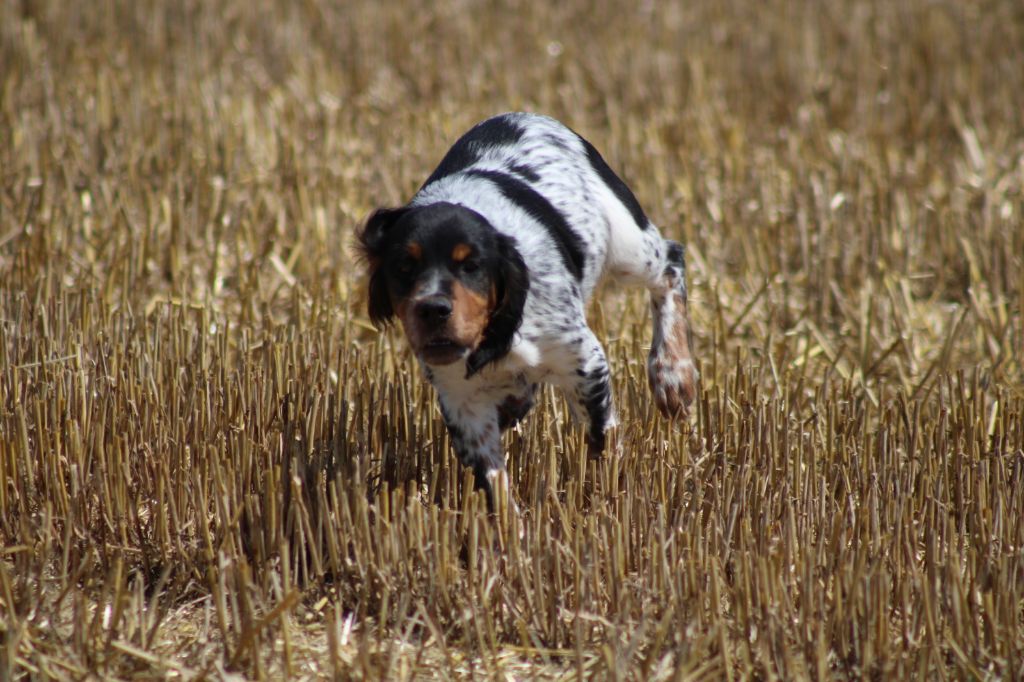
[{"left": 1, "top": 0, "right": 1022, "bottom": 678}]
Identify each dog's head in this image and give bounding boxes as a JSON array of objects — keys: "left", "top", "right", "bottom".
[{"left": 358, "top": 202, "right": 529, "bottom": 376}]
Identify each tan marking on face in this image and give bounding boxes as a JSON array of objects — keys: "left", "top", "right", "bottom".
[
  {"left": 406, "top": 242, "right": 422, "bottom": 259},
  {"left": 451, "top": 243, "right": 472, "bottom": 262},
  {"left": 393, "top": 273, "right": 495, "bottom": 364},
  {"left": 450, "top": 281, "right": 492, "bottom": 348}
]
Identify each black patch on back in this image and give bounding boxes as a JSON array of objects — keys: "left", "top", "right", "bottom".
[
  {"left": 422, "top": 116, "right": 525, "bottom": 187},
  {"left": 508, "top": 163, "right": 541, "bottom": 183},
  {"left": 577, "top": 135, "right": 650, "bottom": 230},
  {"left": 464, "top": 169, "right": 585, "bottom": 280}
]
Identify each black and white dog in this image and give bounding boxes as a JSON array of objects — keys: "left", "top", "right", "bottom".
[{"left": 359, "top": 113, "right": 697, "bottom": 508}]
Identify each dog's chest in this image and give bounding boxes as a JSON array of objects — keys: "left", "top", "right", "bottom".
[{"left": 426, "top": 350, "right": 548, "bottom": 405}]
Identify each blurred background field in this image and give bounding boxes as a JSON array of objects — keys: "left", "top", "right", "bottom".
[{"left": 1, "top": 0, "right": 1022, "bottom": 678}]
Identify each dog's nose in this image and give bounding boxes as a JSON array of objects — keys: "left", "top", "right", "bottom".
[{"left": 414, "top": 296, "right": 452, "bottom": 324}]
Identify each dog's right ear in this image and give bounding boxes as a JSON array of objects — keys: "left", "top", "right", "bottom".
[{"left": 357, "top": 207, "right": 408, "bottom": 326}]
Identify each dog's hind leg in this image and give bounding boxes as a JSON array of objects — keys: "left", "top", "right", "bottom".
[
  {"left": 645, "top": 240, "right": 698, "bottom": 418},
  {"left": 605, "top": 226, "right": 698, "bottom": 419}
]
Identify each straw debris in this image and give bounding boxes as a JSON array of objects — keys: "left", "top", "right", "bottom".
[{"left": 1, "top": 0, "right": 1022, "bottom": 678}]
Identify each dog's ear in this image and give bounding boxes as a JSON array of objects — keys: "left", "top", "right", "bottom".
[
  {"left": 466, "top": 234, "right": 530, "bottom": 377},
  {"left": 357, "top": 207, "right": 407, "bottom": 326}
]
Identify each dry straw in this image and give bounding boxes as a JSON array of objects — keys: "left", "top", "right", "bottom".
[{"left": 1, "top": 0, "right": 1022, "bottom": 679}]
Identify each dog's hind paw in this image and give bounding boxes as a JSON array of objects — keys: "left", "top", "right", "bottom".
[
  {"left": 647, "top": 355, "right": 698, "bottom": 419},
  {"left": 648, "top": 285, "right": 698, "bottom": 419}
]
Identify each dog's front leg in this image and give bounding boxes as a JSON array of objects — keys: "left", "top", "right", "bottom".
[
  {"left": 559, "top": 329, "right": 616, "bottom": 459},
  {"left": 438, "top": 394, "right": 506, "bottom": 511}
]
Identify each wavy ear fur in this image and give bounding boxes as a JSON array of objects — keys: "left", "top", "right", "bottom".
[
  {"left": 357, "top": 207, "right": 408, "bottom": 326},
  {"left": 465, "top": 234, "right": 530, "bottom": 377}
]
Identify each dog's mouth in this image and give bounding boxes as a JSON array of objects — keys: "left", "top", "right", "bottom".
[{"left": 418, "top": 338, "right": 468, "bottom": 365}]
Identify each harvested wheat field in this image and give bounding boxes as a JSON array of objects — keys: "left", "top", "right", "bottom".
[{"left": 2, "top": 0, "right": 1023, "bottom": 679}]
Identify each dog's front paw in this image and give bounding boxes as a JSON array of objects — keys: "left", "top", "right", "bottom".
[
  {"left": 481, "top": 468, "right": 519, "bottom": 517},
  {"left": 647, "top": 355, "right": 698, "bottom": 419}
]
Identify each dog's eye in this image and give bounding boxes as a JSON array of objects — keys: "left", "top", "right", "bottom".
[{"left": 461, "top": 259, "right": 480, "bottom": 274}]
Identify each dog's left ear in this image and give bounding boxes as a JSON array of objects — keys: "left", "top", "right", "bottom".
[
  {"left": 466, "top": 234, "right": 530, "bottom": 377},
  {"left": 357, "top": 207, "right": 408, "bottom": 326}
]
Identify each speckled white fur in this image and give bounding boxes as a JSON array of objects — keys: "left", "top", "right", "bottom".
[{"left": 404, "top": 113, "right": 697, "bottom": 501}]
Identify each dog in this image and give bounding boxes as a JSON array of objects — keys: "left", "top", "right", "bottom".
[{"left": 358, "top": 113, "right": 697, "bottom": 509}]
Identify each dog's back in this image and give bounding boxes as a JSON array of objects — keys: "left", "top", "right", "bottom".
[{"left": 412, "top": 113, "right": 664, "bottom": 305}]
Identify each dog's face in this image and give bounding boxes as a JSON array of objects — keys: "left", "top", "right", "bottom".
[{"left": 359, "top": 203, "right": 529, "bottom": 373}]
